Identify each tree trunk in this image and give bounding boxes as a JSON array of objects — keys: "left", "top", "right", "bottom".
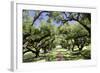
[
  {"left": 35, "top": 50, "right": 40, "bottom": 58},
  {"left": 44, "top": 49, "right": 47, "bottom": 53}
]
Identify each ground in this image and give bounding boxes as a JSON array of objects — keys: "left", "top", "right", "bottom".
[{"left": 23, "top": 45, "right": 91, "bottom": 63}]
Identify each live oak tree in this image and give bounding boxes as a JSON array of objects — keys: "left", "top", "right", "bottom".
[
  {"left": 31, "top": 11, "right": 91, "bottom": 36},
  {"left": 22, "top": 10, "right": 91, "bottom": 61}
]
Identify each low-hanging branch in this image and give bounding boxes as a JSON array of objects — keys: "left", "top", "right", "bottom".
[
  {"left": 23, "top": 46, "right": 36, "bottom": 54},
  {"left": 62, "top": 12, "right": 91, "bottom": 36}
]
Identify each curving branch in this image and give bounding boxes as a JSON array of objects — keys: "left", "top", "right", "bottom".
[
  {"left": 31, "top": 11, "right": 49, "bottom": 26},
  {"left": 62, "top": 12, "right": 91, "bottom": 36}
]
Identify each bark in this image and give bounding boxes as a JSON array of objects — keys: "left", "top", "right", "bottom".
[
  {"left": 35, "top": 50, "right": 40, "bottom": 58},
  {"left": 23, "top": 47, "right": 36, "bottom": 54},
  {"left": 31, "top": 11, "right": 49, "bottom": 25},
  {"left": 62, "top": 12, "right": 91, "bottom": 37}
]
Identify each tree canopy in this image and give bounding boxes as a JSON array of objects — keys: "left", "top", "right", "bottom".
[{"left": 22, "top": 10, "right": 91, "bottom": 62}]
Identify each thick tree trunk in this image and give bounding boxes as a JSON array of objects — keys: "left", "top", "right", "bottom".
[
  {"left": 35, "top": 50, "right": 40, "bottom": 58},
  {"left": 78, "top": 45, "right": 84, "bottom": 51},
  {"left": 71, "top": 46, "right": 74, "bottom": 51},
  {"left": 79, "top": 47, "right": 83, "bottom": 51},
  {"left": 44, "top": 49, "right": 48, "bottom": 53}
]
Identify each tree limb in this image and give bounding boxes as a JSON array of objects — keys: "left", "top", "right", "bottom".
[
  {"left": 31, "top": 11, "right": 49, "bottom": 25},
  {"left": 62, "top": 12, "right": 91, "bottom": 36}
]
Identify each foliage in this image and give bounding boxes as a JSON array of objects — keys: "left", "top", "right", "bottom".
[{"left": 22, "top": 10, "right": 91, "bottom": 62}]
